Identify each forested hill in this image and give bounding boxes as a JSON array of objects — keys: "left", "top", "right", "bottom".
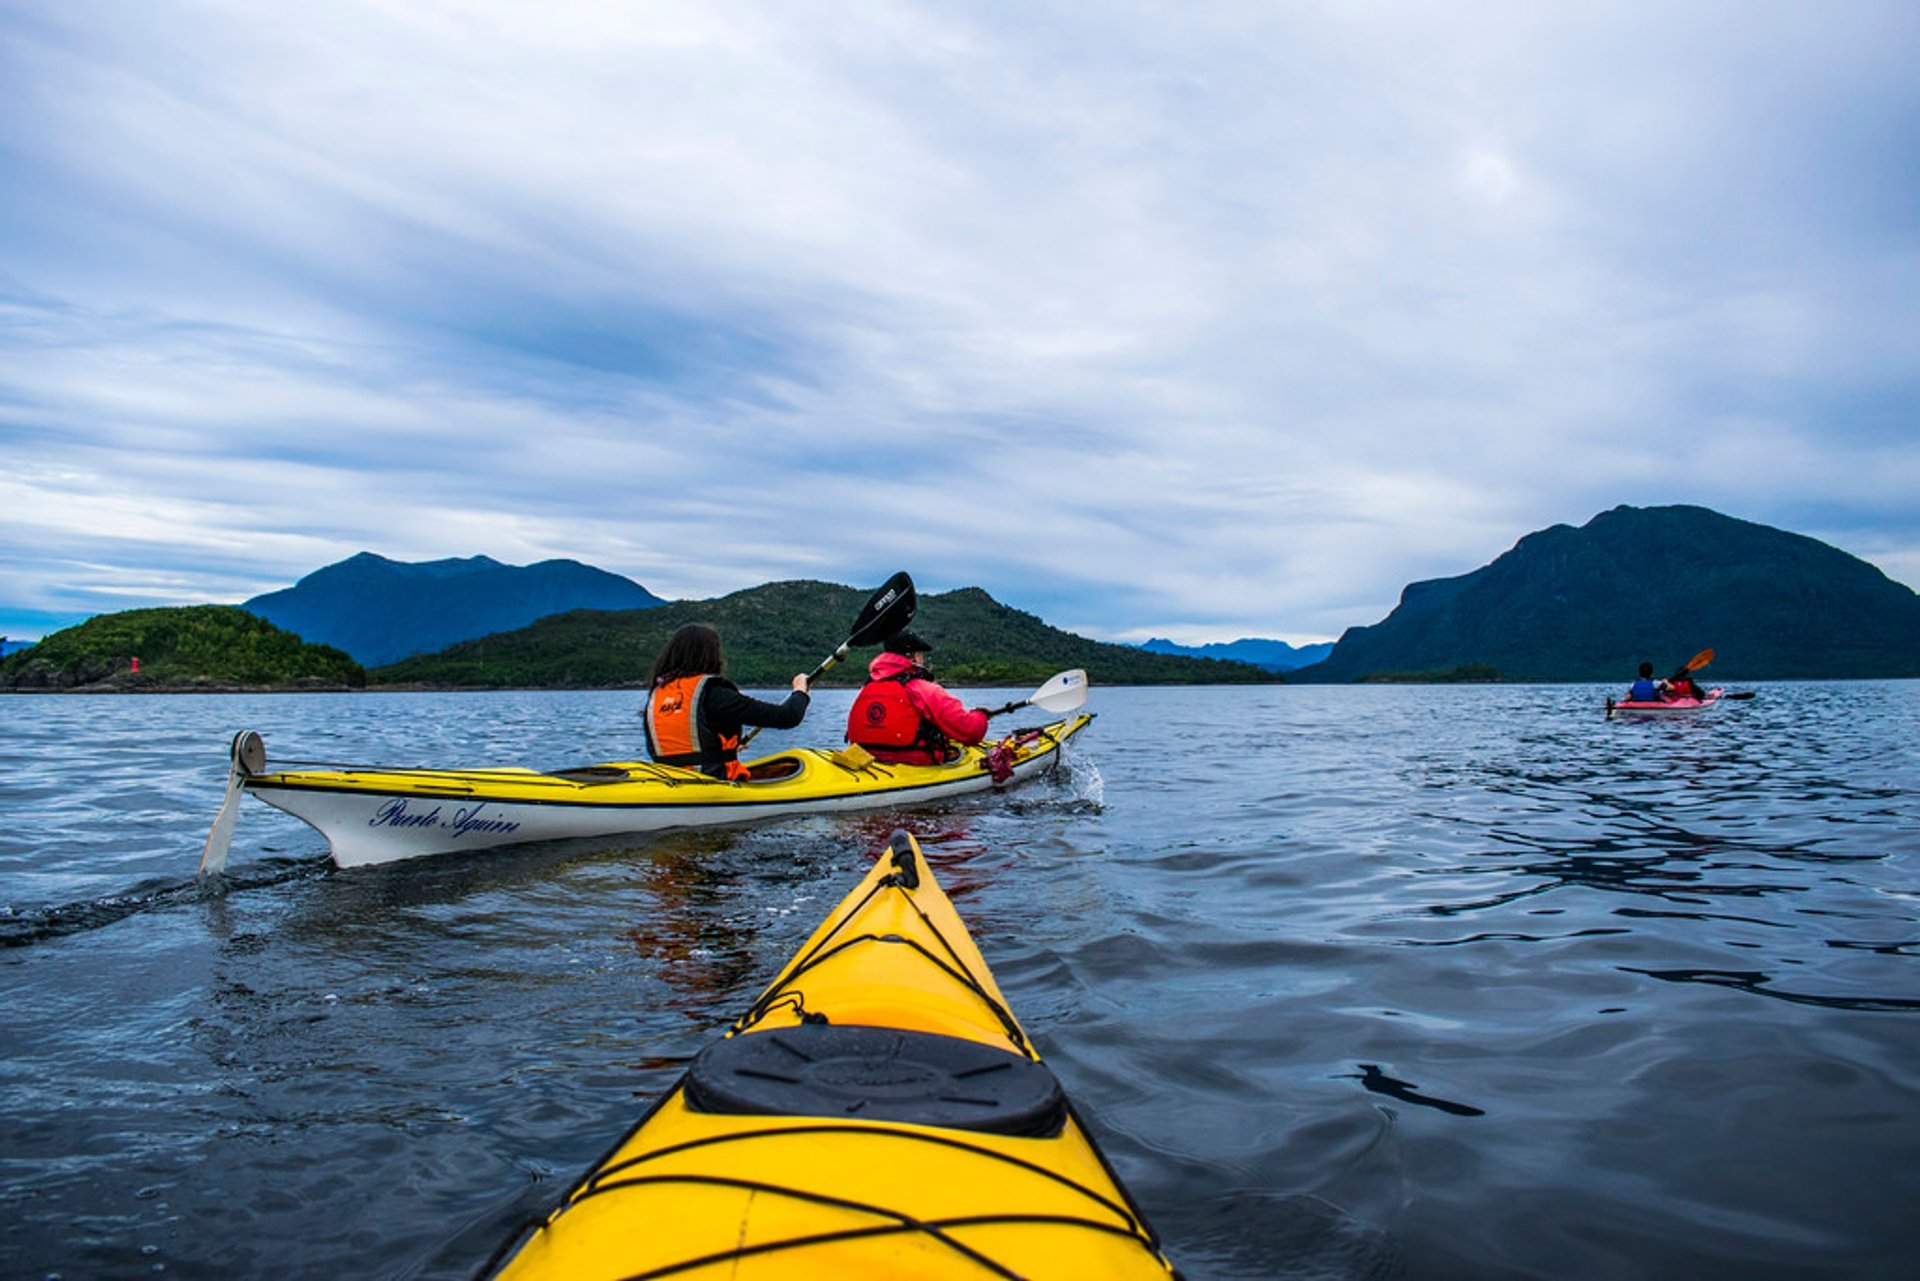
[
  {"left": 0, "top": 607, "right": 365, "bottom": 691},
  {"left": 372, "top": 581, "right": 1277, "bottom": 688},
  {"left": 1290, "top": 504, "right": 1920, "bottom": 682}
]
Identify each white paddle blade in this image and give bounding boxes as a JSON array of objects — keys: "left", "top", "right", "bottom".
[
  {"left": 1028, "top": 669, "right": 1088, "bottom": 713},
  {"left": 199, "top": 771, "right": 245, "bottom": 876},
  {"left": 199, "top": 731, "right": 265, "bottom": 876}
]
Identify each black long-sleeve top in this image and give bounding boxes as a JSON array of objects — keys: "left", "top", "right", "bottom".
[{"left": 702, "top": 679, "right": 809, "bottom": 736}]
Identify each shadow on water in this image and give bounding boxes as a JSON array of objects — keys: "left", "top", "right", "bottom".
[
  {"left": 0, "top": 858, "right": 327, "bottom": 948},
  {"left": 2, "top": 821, "right": 708, "bottom": 952},
  {"left": 1345, "top": 1064, "right": 1486, "bottom": 1118},
  {"left": 6, "top": 755, "right": 1101, "bottom": 954}
]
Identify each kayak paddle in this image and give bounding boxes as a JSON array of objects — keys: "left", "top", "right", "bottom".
[
  {"left": 740, "top": 571, "right": 916, "bottom": 746},
  {"left": 1675, "top": 647, "right": 1714, "bottom": 677},
  {"left": 983, "top": 669, "right": 1088, "bottom": 717},
  {"left": 199, "top": 729, "right": 267, "bottom": 876}
]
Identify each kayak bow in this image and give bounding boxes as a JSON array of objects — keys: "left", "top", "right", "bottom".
[
  {"left": 202, "top": 715, "right": 1094, "bottom": 870},
  {"left": 483, "top": 830, "right": 1182, "bottom": 1279}
]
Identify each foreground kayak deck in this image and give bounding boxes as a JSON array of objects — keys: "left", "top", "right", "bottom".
[
  {"left": 483, "top": 830, "right": 1181, "bottom": 1280},
  {"left": 1605, "top": 690, "right": 1724, "bottom": 720},
  {"left": 229, "top": 714, "right": 1093, "bottom": 867}
]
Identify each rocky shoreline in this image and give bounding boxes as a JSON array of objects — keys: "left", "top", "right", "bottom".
[{"left": 2, "top": 675, "right": 363, "bottom": 694}]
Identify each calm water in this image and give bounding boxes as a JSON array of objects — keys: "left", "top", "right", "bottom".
[{"left": 3, "top": 683, "right": 1918, "bottom": 1279}]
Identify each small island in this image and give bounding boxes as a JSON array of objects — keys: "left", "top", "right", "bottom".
[{"left": 0, "top": 606, "right": 365, "bottom": 692}]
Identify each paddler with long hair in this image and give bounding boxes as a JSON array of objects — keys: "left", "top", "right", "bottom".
[{"left": 644, "top": 624, "right": 810, "bottom": 780}]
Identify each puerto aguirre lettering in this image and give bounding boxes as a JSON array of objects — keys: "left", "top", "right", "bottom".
[
  {"left": 371, "top": 798, "right": 444, "bottom": 829},
  {"left": 450, "top": 805, "right": 521, "bottom": 838},
  {"left": 368, "top": 798, "right": 521, "bottom": 839}
]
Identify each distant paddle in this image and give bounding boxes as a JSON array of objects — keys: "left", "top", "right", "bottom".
[
  {"left": 982, "top": 669, "right": 1088, "bottom": 718},
  {"left": 1723, "top": 691, "right": 1757, "bottom": 700},
  {"left": 740, "top": 571, "right": 916, "bottom": 747},
  {"left": 1675, "top": 648, "right": 1714, "bottom": 678}
]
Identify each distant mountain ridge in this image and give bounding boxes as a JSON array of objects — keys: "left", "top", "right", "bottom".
[
  {"left": 244, "top": 552, "right": 666, "bottom": 665},
  {"left": 1291, "top": 504, "right": 1920, "bottom": 681},
  {"left": 1139, "top": 636, "right": 1333, "bottom": 672}
]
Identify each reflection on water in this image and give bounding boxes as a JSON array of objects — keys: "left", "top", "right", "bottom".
[
  {"left": 2, "top": 682, "right": 1917, "bottom": 1279},
  {"left": 622, "top": 831, "right": 774, "bottom": 1015}
]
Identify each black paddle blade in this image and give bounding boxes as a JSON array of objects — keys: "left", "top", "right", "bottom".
[{"left": 848, "top": 571, "right": 916, "bottom": 647}]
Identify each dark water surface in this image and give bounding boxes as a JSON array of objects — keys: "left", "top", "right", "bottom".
[{"left": 3, "top": 683, "right": 1917, "bottom": 1279}]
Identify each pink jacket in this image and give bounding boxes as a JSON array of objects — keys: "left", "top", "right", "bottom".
[{"left": 856, "top": 652, "right": 990, "bottom": 747}]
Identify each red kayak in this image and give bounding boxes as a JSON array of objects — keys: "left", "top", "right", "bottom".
[{"left": 1606, "top": 688, "right": 1724, "bottom": 720}]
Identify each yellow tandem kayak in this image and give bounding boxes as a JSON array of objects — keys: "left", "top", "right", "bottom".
[
  {"left": 482, "top": 830, "right": 1181, "bottom": 1279},
  {"left": 200, "top": 715, "right": 1093, "bottom": 870}
]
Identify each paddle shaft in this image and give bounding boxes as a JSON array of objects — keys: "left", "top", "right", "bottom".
[
  {"left": 739, "top": 573, "right": 917, "bottom": 748},
  {"left": 805, "top": 644, "right": 853, "bottom": 685},
  {"left": 984, "top": 670, "right": 1088, "bottom": 718}
]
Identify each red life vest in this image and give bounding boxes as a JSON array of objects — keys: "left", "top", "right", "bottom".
[
  {"left": 847, "top": 673, "right": 952, "bottom": 765},
  {"left": 646, "top": 675, "right": 746, "bottom": 780}
]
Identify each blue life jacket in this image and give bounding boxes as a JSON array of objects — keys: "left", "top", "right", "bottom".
[{"left": 1628, "top": 677, "right": 1659, "bottom": 701}]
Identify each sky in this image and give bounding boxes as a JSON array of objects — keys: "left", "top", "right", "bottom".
[{"left": 3, "top": 1, "right": 1917, "bottom": 646}]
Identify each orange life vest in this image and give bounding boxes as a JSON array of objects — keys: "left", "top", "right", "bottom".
[{"left": 645, "top": 675, "right": 746, "bottom": 780}]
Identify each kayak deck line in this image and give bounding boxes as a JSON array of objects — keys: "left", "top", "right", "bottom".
[
  {"left": 202, "top": 716, "right": 1094, "bottom": 870},
  {"left": 243, "top": 732, "right": 1072, "bottom": 809},
  {"left": 567, "top": 1125, "right": 1157, "bottom": 1242},
  {"left": 484, "top": 830, "right": 1180, "bottom": 1279},
  {"left": 735, "top": 871, "right": 1034, "bottom": 1057},
  {"left": 247, "top": 724, "right": 1072, "bottom": 795},
  {"left": 542, "top": 1171, "right": 1161, "bottom": 1280},
  {"left": 249, "top": 760, "right": 731, "bottom": 790}
]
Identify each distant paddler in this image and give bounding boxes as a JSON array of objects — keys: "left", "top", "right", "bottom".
[{"left": 1665, "top": 648, "right": 1712, "bottom": 701}]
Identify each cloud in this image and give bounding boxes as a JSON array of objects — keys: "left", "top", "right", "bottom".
[{"left": 2, "top": 0, "right": 1916, "bottom": 643}]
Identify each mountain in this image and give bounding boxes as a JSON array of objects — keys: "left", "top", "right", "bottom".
[
  {"left": 243, "top": 552, "right": 666, "bottom": 665},
  {"left": 1139, "top": 636, "right": 1334, "bottom": 672},
  {"left": 373, "top": 581, "right": 1282, "bottom": 688},
  {"left": 1289, "top": 504, "right": 1920, "bottom": 682},
  {"left": 1, "top": 606, "right": 364, "bottom": 691}
]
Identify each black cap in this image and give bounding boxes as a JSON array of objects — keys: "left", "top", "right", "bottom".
[{"left": 884, "top": 629, "right": 932, "bottom": 656}]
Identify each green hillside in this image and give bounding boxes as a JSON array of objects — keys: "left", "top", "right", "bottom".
[
  {"left": 1, "top": 606, "right": 366, "bottom": 691},
  {"left": 372, "top": 580, "right": 1277, "bottom": 688}
]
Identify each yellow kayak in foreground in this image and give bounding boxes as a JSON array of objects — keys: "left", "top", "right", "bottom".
[{"left": 483, "top": 830, "right": 1181, "bottom": 1279}]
